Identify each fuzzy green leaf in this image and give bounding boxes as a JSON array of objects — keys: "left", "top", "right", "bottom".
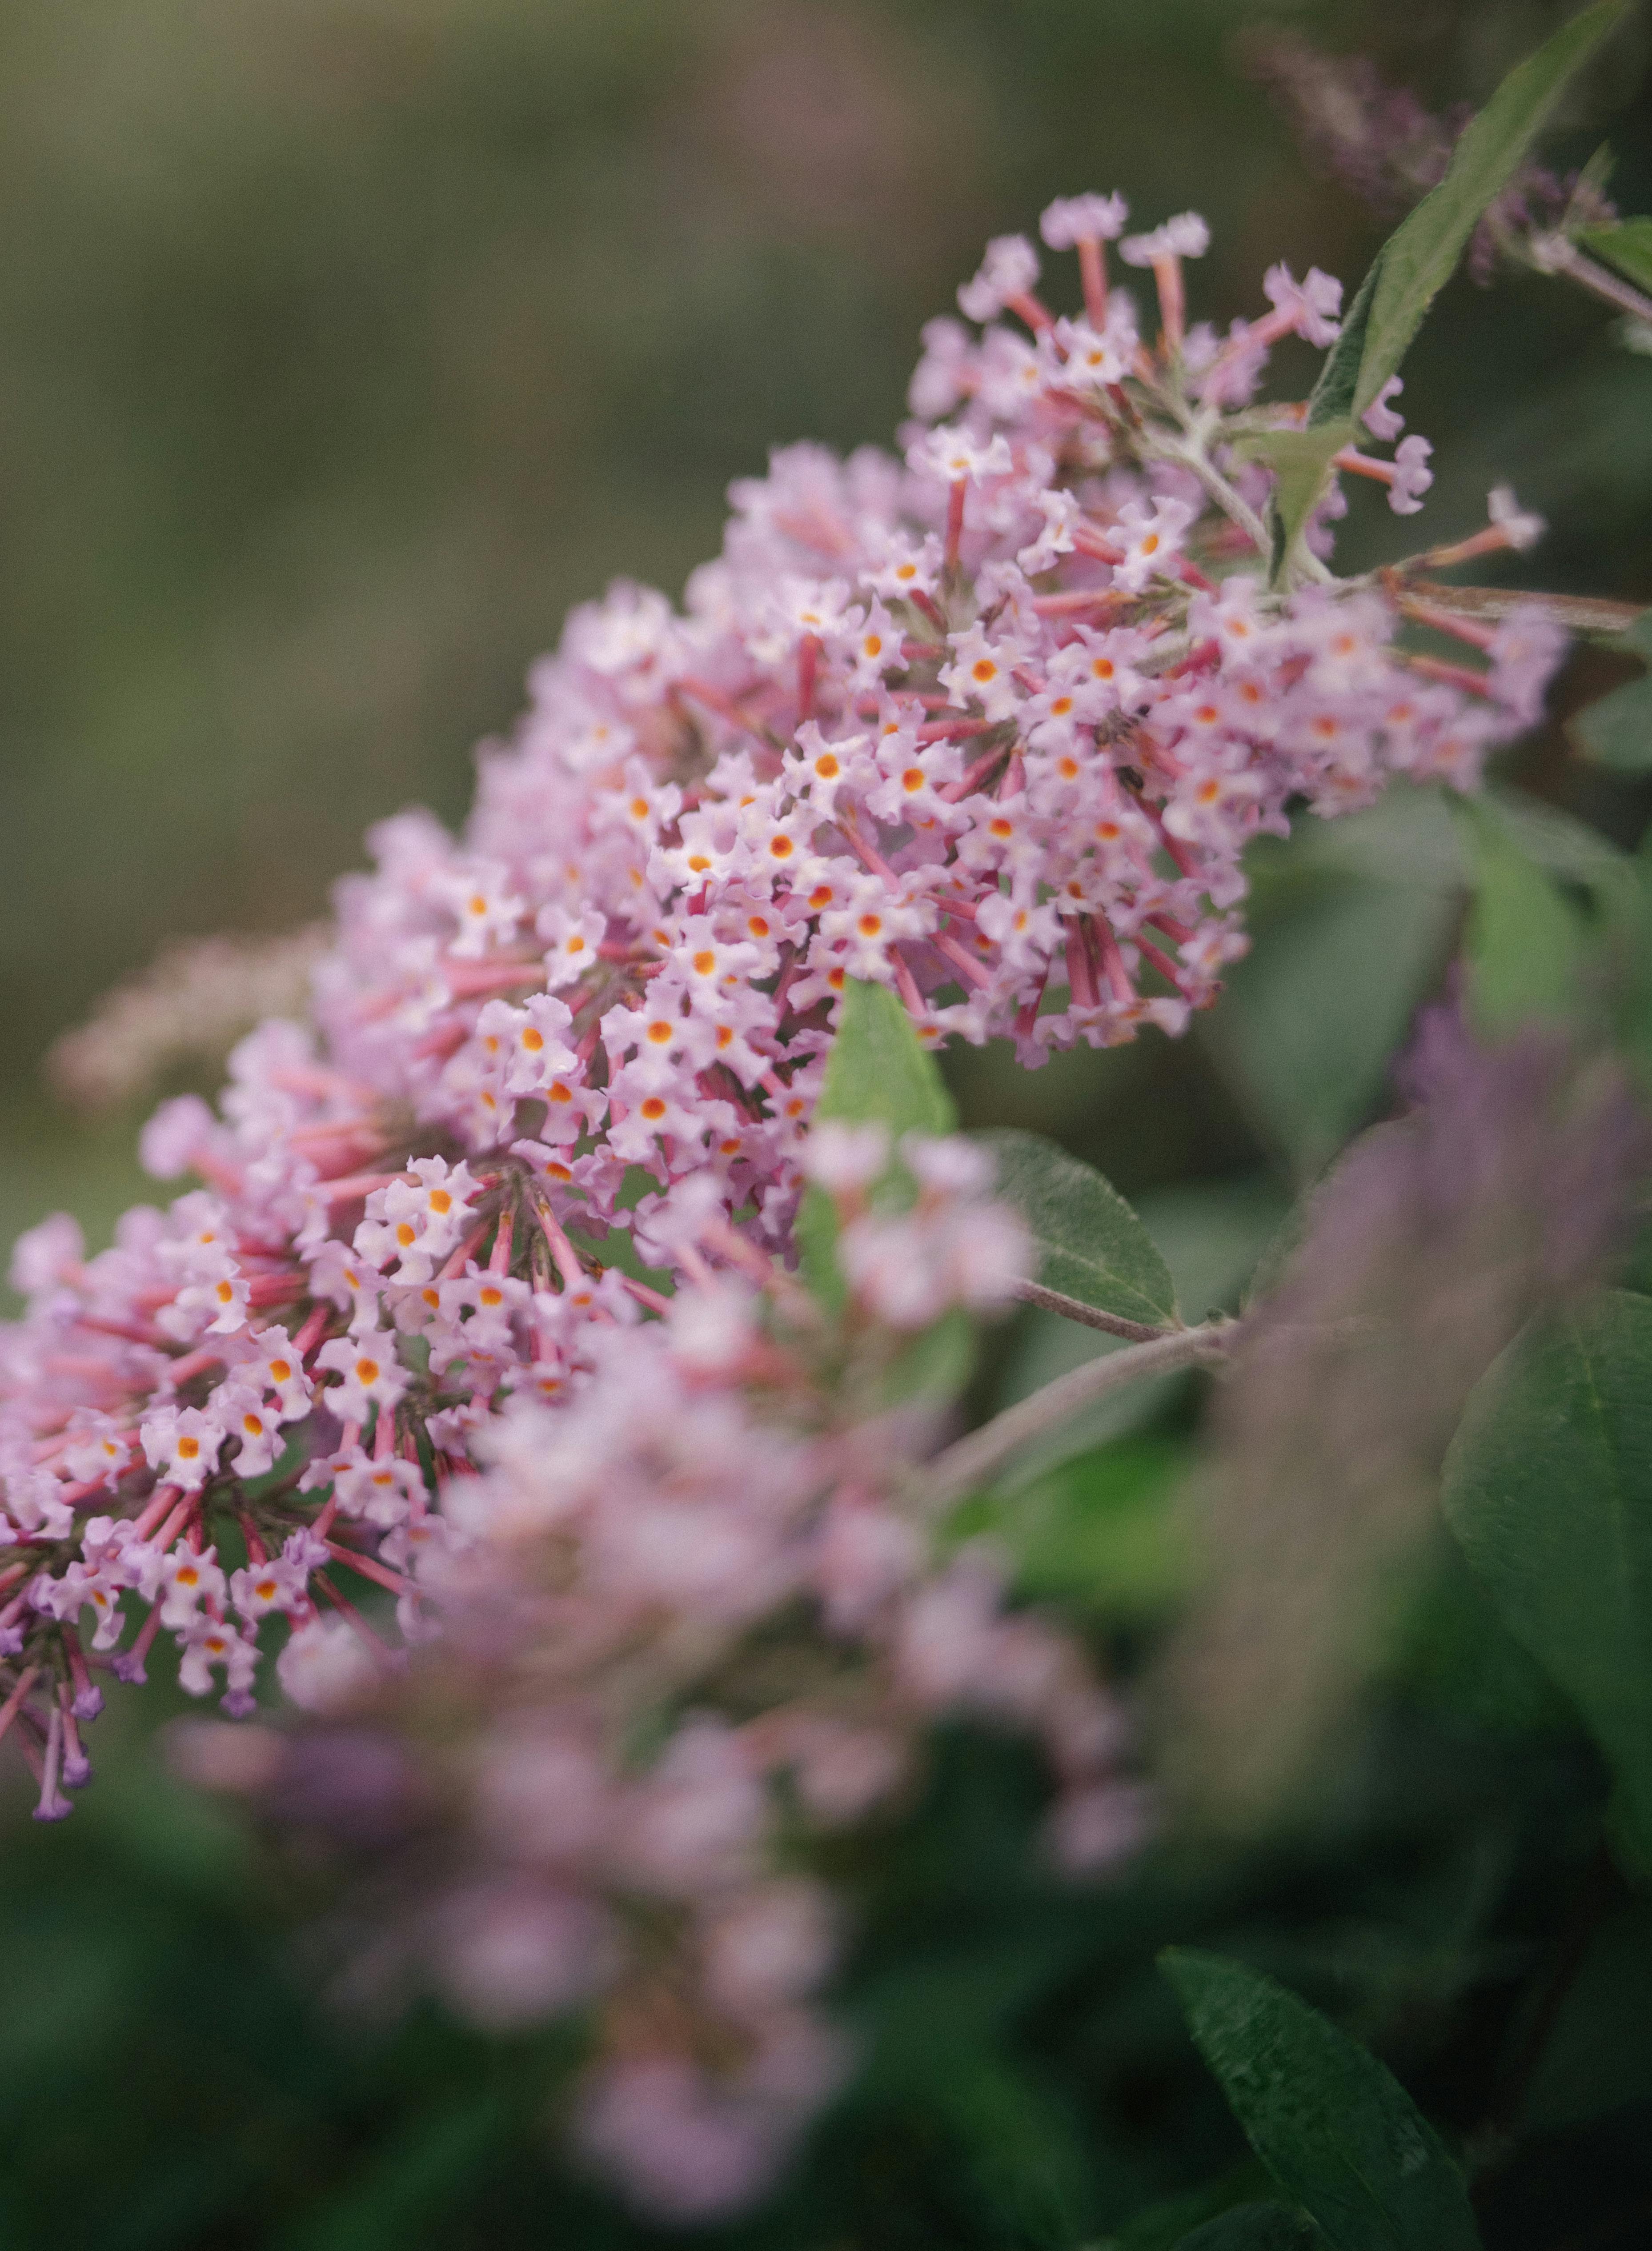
[
  {"left": 814, "top": 975, "right": 956, "bottom": 1139},
  {"left": 1443, "top": 1290, "right": 1652, "bottom": 1870},
  {"left": 1162, "top": 1950, "right": 1480, "bottom": 2251},
  {"left": 979, "top": 1127, "right": 1176, "bottom": 1330},
  {"left": 1343, "top": 0, "right": 1632, "bottom": 423},
  {"left": 1307, "top": 260, "right": 1381, "bottom": 428}
]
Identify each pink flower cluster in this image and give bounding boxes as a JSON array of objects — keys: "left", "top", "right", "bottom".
[
  {"left": 183, "top": 1134, "right": 1138, "bottom": 2218},
  {"left": 0, "top": 193, "right": 1559, "bottom": 1973}
]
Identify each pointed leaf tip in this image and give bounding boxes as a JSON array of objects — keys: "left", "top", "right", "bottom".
[
  {"left": 1162, "top": 1948, "right": 1480, "bottom": 2251},
  {"left": 978, "top": 1128, "right": 1176, "bottom": 1330}
]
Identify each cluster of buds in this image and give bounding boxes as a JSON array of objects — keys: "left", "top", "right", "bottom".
[
  {"left": 0, "top": 191, "right": 1563, "bottom": 2188},
  {"left": 173, "top": 1127, "right": 1144, "bottom": 2219}
]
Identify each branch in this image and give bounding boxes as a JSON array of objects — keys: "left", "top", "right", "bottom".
[
  {"left": 918, "top": 1318, "right": 1235, "bottom": 1510},
  {"left": 1010, "top": 1278, "right": 1171, "bottom": 1344}
]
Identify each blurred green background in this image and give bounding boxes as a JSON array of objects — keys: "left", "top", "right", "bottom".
[{"left": 2, "top": 4, "right": 1651, "bottom": 2245}]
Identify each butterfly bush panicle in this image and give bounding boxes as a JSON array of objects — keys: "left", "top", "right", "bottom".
[
  {"left": 0, "top": 191, "right": 1564, "bottom": 2201},
  {"left": 174, "top": 1134, "right": 1143, "bottom": 2220}
]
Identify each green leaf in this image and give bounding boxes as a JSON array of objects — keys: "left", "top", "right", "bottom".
[
  {"left": 1602, "top": 832, "right": 1652, "bottom": 1089},
  {"left": 1307, "top": 259, "right": 1382, "bottom": 428},
  {"left": 948, "top": 1433, "right": 1192, "bottom": 1616},
  {"left": 1270, "top": 0, "right": 1632, "bottom": 581},
  {"left": 877, "top": 1305, "right": 976, "bottom": 1409},
  {"left": 1177, "top": 2208, "right": 1321, "bottom": 2251},
  {"left": 1243, "top": 424, "right": 1352, "bottom": 588},
  {"left": 1522, "top": 1899, "right": 1652, "bottom": 2128},
  {"left": 797, "top": 977, "right": 956, "bottom": 1302},
  {"left": 1204, "top": 878, "right": 1453, "bottom": 1175},
  {"left": 1260, "top": 238, "right": 1375, "bottom": 574},
  {"left": 1104, "top": 2170, "right": 1278, "bottom": 2251},
  {"left": 794, "top": 1186, "right": 847, "bottom": 1308},
  {"left": 813, "top": 976, "right": 957, "bottom": 1141},
  {"left": 1461, "top": 802, "right": 1589, "bottom": 1033},
  {"left": 1487, "top": 783, "right": 1635, "bottom": 901},
  {"left": 978, "top": 1127, "right": 1176, "bottom": 1330},
  {"left": 934, "top": 2054, "right": 1095, "bottom": 2248},
  {"left": 1572, "top": 613, "right": 1652, "bottom": 771},
  {"left": 1198, "top": 796, "right": 1461, "bottom": 1178},
  {"left": 1574, "top": 138, "right": 1617, "bottom": 207},
  {"left": 279, "top": 2093, "right": 509, "bottom": 2251},
  {"left": 1342, "top": 0, "right": 1632, "bottom": 424},
  {"left": 1578, "top": 215, "right": 1652, "bottom": 294},
  {"left": 1161, "top": 1950, "right": 1481, "bottom": 2251},
  {"left": 1397, "top": 1540, "right": 1579, "bottom": 1741},
  {"left": 987, "top": 1178, "right": 1288, "bottom": 1485},
  {"left": 1442, "top": 1290, "right": 1652, "bottom": 1870}
]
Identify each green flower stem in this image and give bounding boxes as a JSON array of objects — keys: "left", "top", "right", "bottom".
[{"left": 919, "top": 1317, "right": 1235, "bottom": 1510}]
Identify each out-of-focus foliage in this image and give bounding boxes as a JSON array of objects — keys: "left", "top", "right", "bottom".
[
  {"left": 4, "top": 2, "right": 1652, "bottom": 2247},
  {"left": 1446, "top": 1292, "right": 1652, "bottom": 1870},
  {"left": 1571, "top": 613, "right": 1652, "bottom": 768}
]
